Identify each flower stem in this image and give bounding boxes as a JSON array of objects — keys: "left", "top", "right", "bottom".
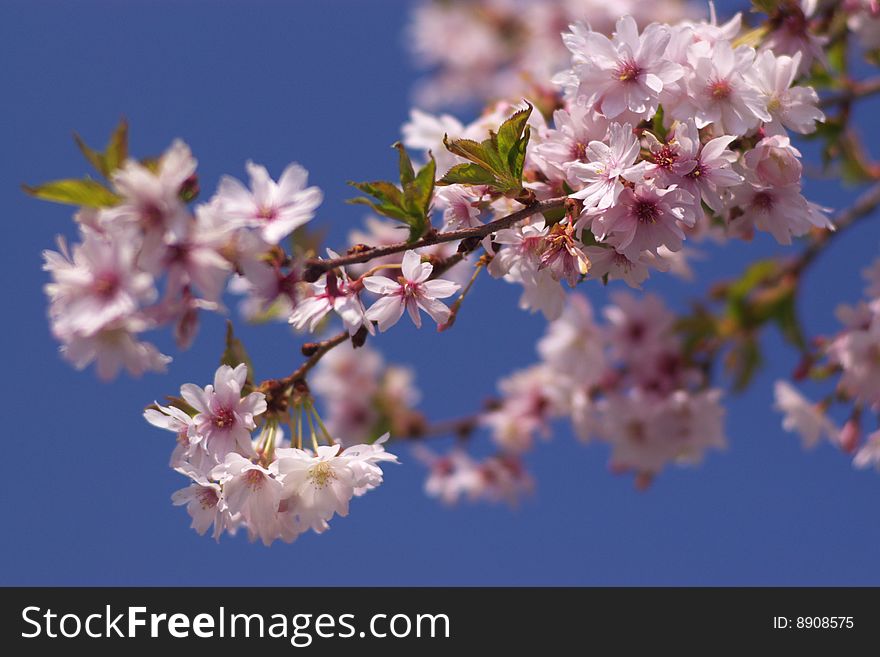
[{"left": 302, "top": 196, "right": 566, "bottom": 279}]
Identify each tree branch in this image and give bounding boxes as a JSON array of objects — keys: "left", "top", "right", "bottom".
[
  {"left": 791, "top": 181, "right": 880, "bottom": 275},
  {"left": 281, "top": 330, "right": 350, "bottom": 387},
  {"left": 819, "top": 77, "right": 880, "bottom": 109},
  {"left": 303, "top": 196, "right": 567, "bottom": 280}
]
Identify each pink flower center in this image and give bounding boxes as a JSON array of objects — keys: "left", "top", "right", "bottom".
[
  {"left": 308, "top": 462, "right": 336, "bottom": 489},
  {"left": 141, "top": 202, "right": 164, "bottom": 228},
  {"left": 244, "top": 469, "right": 265, "bottom": 491},
  {"left": 627, "top": 321, "right": 646, "bottom": 342},
  {"left": 753, "top": 191, "right": 774, "bottom": 212},
  {"left": 709, "top": 78, "right": 733, "bottom": 100},
  {"left": 572, "top": 142, "right": 588, "bottom": 161},
  {"left": 635, "top": 200, "right": 660, "bottom": 224},
  {"left": 615, "top": 59, "right": 643, "bottom": 82},
  {"left": 213, "top": 407, "right": 235, "bottom": 428},
  {"left": 686, "top": 162, "right": 707, "bottom": 179},
  {"left": 198, "top": 488, "right": 219, "bottom": 509},
  {"left": 652, "top": 144, "right": 679, "bottom": 170},
  {"left": 626, "top": 420, "right": 647, "bottom": 444},
  {"left": 401, "top": 280, "right": 421, "bottom": 297},
  {"left": 257, "top": 206, "right": 278, "bottom": 222},
  {"left": 93, "top": 272, "right": 120, "bottom": 298}
]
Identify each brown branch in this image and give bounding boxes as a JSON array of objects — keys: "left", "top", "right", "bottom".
[
  {"left": 790, "top": 181, "right": 880, "bottom": 276},
  {"left": 280, "top": 330, "right": 349, "bottom": 387},
  {"left": 303, "top": 196, "right": 567, "bottom": 280},
  {"left": 819, "top": 77, "right": 880, "bottom": 109},
  {"left": 400, "top": 413, "right": 482, "bottom": 441}
]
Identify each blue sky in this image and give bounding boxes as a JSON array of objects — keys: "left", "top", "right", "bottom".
[{"left": 1, "top": 0, "right": 879, "bottom": 585}]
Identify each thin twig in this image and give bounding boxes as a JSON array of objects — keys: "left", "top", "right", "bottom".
[
  {"left": 819, "top": 77, "right": 880, "bottom": 109},
  {"left": 790, "top": 181, "right": 880, "bottom": 275},
  {"left": 303, "top": 196, "right": 566, "bottom": 278},
  {"left": 281, "top": 330, "right": 349, "bottom": 386}
]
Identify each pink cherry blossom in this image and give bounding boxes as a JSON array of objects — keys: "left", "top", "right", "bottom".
[
  {"left": 568, "top": 123, "right": 644, "bottom": 209},
  {"left": 43, "top": 232, "right": 156, "bottom": 337},
  {"left": 363, "top": 250, "right": 459, "bottom": 331},
  {"left": 683, "top": 41, "right": 771, "bottom": 135},
  {"left": 730, "top": 180, "right": 831, "bottom": 245},
  {"left": 743, "top": 136, "right": 804, "bottom": 188},
  {"left": 561, "top": 16, "right": 682, "bottom": 121},
  {"left": 273, "top": 436, "right": 397, "bottom": 534},
  {"left": 180, "top": 364, "right": 267, "bottom": 461},
  {"left": 107, "top": 140, "right": 195, "bottom": 250},
  {"left": 748, "top": 50, "right": 824, "bottom": 135},
  {"left": 594, "top": 182, "right": 696, "bottom": 260},
  {"left": 59, "top": 316, "right": 171, "bottom": 381},
  {"left": 171, "top": 467, "right": 234, "bottom": 541},
  {"left": 214, "top": 161, "right": 323, "bottom": 244},
  {"left": 211, "top": 454, "right": 282, "bottom": 546},
  {"left": 774, "top": 381, "right": 840, "bottom": 449},
  {"left": 290, "top": 255, "right": 371, "bottom": 336}
]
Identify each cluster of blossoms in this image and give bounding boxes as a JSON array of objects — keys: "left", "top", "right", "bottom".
[
  {"left": 774, "top": 255, "right": 880, "bottom": 471},
  {"left": 420, "top": 292, "right": 727, "bottom": 497},
  {"left": 408, "top": 0, "right": 880, "bottom": 108},
  {"left": 310, "top": 339, "right": 540, "bottom": 506},
  {"left": 311, "top": 341, "right": 421, "bottom": 446},
  {"left": 33, "top": 0, "right": 880, "bottom": 547},
  {"left": 845, "top": 0, "right": 880, "bottom": 50},
  {"left": 145, "top": 364, "right": 397, "bottom": 544},
  {"left": 291, "top": 249, "right": 461, "bottom": 336},
  {"left": 402, "top": 8, "right": 831, "bottom": 321},
  {"left": 42, "top": 140, "right": 323, "bottom": 379},
  {"left": 406, "top": 0, "right": 695, "bottom": 107}
]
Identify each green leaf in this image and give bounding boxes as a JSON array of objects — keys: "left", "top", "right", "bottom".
[
  {"left": 510, "top": 126, "right": 531, "bottom": 181},
  {"left": 409, "top": 155, "right": 435, "bottom": 217},
  {"left": 496, "top": 103, "right": 532, "bottom": 163},
  {"left": 771, "top": 292, "right": 807, "bottom": 351},
  {"left": 440, "top": 104, "right": 533, "bottom": 197},
  {"left": 650, "top": 106, "right": 668, "bottom": 141},
  {"left": 727, "top": 336, "right": 762, "bottom": 392},
  {"left": 158, "top": 396, "right": 199, "bottom": 418},
  {"left": 725, "top": 259, "right": 780, "bottom": 326},
  {"left": 348, "top": 196, "right": 413, "bottom": 223},
  {"left": 348, "top": 181, "right": 412, "bottom": 222},
  {"left": 402, "top": 156, "right": 435, "bottom": 241},
  {"left": 751, "top": 0, "right": 779, "bottom": 13},
  {"left": 73, "top": 119, "right": 129, "bottom": 179},
  {"left": 394, "top": 142, "right": 415, "bottom": 186},
  {"left": 348, "top": 144, "right": 435, "bottom": 243},
  {"left": 22, "top": 177, "right": 120, "bottom": 207},
  {"left": 443, "top": 137, "right": 507, "bottom": 179},
  {"left": 438, "top": 163, "right": 498, "bottom": 186},
  {"left": 220, "top": 320, "right": 255, "bottom": 388}
]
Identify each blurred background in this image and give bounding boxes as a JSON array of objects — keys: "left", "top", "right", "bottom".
[{"left": 1, "top": 0, "right": 879, "bottom": 585}]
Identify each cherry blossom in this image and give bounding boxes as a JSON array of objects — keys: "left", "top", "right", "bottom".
[
  {"left": 363, "top": 250, "right": 459, "bottom": 331},
  {"left": 290, "top": 263, "right": 371, "bottom": 335},
  {"left": 568, "top": 122, "right": 643, "bottom": 209},
  {"left": 213, "top": 161, "right": 323, "bottom": 245},
  {"left": 774, "top": 381, "right": 840, "bottom": 449},
  {"left": 59, "top": 316, "right": 171, "bottom": 381},
  {"left": 683, "top": 41, "right": 771, "bottom": 135},
  {"left": 211, "top": 454, "right": 283, "bottom": 546},
  {"left": 273, "top": 437, "right": 398, "bottom": 534},
  {"left": 594, "top": 182, "right": 696, "bottom": 260},
  {"left": 180, "top": 364, "right": 267, "bottom": 461},
  {"left": 748, "top": 50, "right": 824, "bottom": 135},
  {"left": 171, "top": 467, "right": 233, "bottom": 541},
  {"left": 561, "top": 16, "right": 683, "bottom": 122},
  {"left": 43, "top": 232, "right": 156, "bottom": 337}
]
